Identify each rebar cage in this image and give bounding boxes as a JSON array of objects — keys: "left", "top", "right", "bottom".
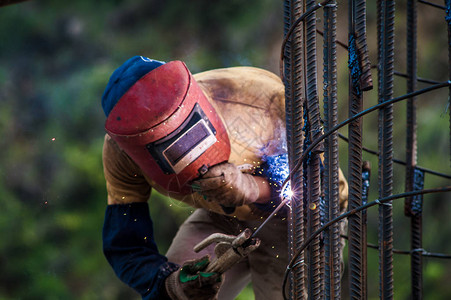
[{"left": 282, "top": 0, "right": 451, "bottom": 299}]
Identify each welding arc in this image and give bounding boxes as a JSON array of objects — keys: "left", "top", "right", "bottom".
[{"left": 281, "top": 185, "right": 451, "bottom": 300}]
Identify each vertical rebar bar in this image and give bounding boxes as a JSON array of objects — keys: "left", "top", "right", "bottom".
[
  {"left": 304, "top": 0, "right": 323, "bottom": 298},
  {"left": 377, "top": 0, "right": 395, "bottom": 299},
  {"left": 405, "top": 0, "right": 423, "bottom": 299},
  {"left": 347, "top": 0, "right": 370, "bottom": 298},
  {"left": 323, "top": 1, "right": 341, "bottom": 298},
  {"left": 284, "top": 0, "right": 306, "bottom": 298}
]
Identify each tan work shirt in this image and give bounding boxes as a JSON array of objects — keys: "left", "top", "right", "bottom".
[{"left": 103, "top": 66, "right": 348, "bottom": 220}]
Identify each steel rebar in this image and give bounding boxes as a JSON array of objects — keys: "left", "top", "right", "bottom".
[
  {"left": 283, "top": 0, "right": 306, "bottom": 298},
  {"left": 304, "top": 0, "right": 323, "bottom": 298},
  {"left": 405, "top": 1, "right": 423, "bottom": 298},
  {"left": 377, "top": 0, "right": 395, "bottom": 298},
  {"left": 323, "top": 1, "right": 341, "bottom": 299},
  {"left": 347, "top": 0, "right": 370, "bottom": 298}
]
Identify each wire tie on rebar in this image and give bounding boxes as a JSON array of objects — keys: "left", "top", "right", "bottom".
[
  {"left": 290, "top": 259, "right": 305, "bottom": 270},
  {"left": 375, "top": 199, "right": 392, "bottom": 207},
  {"left": 292, "top": 260, "right": 305, "bottom": 269},
  {"left": 411, "top": 248, "right": 426, "bottom": 255},
  {"left": 324, "top": 3, "right": 337, "bottom": 7}
]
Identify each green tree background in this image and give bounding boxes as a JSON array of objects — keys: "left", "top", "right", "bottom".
[{"left": 0, "top": 0, "right": 450, "bottom": 299}]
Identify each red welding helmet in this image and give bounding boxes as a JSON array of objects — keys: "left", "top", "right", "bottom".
[{"left": 105, "top": 61, "right": 231, "bottom": 195}]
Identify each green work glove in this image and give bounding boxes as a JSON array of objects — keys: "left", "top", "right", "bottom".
[
  {"left": 165, "top": 256, "right": 222, "bottom": 300},
  {"left": 191, "top": 162, "right": 260, "bottom": 207}
]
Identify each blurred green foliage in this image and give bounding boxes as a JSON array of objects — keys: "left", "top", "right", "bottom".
[{"left": 0, "top": 0, "right": 450, "bottom": 299}]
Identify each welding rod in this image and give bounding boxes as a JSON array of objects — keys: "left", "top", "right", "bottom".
[{"left": 251, "top": 197, "right": 290, "bottom": 238}]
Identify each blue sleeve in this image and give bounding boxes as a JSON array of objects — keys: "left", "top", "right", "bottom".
[{"left": 102, "top": 202, "right": 179, "bottom": 300}]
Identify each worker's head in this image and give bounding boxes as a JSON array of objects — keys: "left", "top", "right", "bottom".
[{"left": 102, "top": 56, "right": 230, "bottom": 196}]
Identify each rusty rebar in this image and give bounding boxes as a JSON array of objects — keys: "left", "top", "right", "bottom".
[
  {"left": 283, "top": 0, "right": 306, "bottom": 298},
  {"left": 377, "top": 0, "right": 395, "bottom": 298},
  {"left": 347, "top": 0, "right": 370, "bottom": 298},
  {"left": 348, "top": 0, "right": 365, "bottom": 299},
  {"left": 304, "top": 0, "right": 323, "bottom": 298},
  {"left": 405, "top": 1, "right": 424, "bottom": 299},
  {"left": 322, "top": 1, "right": 341, "bottom": 299}
]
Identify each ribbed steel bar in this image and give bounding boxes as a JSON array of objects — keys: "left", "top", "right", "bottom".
[
  {"left": 283, "top": 0, "right": 306, "bottom": 298},
  {"left": 377, "top": 0, "right": 395, "bottom": 298},
  {"left": 304, "top": 0, "right": 322, "bottom": 298},
  {"left": 322, "top": 1, "right": 341, "bottom": 299},
  {"left": 347, "top": 0, "right": 370, "bottom": 298},
  {"left": 405, "top": 1, "right": 423, "bottom": 298}
]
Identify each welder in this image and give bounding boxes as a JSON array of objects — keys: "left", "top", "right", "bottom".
[{"left": 101, "top": 56, "right": 348, "bottom": 300}]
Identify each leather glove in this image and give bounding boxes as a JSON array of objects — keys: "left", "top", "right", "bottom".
[
  {"left": 165, "top": 256, "right": 222, "bottom": 300},
  {"left": 191, "top": 162, "right": 260, "bottom": 207}
]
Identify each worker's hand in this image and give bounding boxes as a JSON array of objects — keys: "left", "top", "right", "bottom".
[
  {"left": 191, "top": 162, "right": 259, "bottom": 207},
  {"left": 165, "top": 256, "right": 222, "bottom": 300}
]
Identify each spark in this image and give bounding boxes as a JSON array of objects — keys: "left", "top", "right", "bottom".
[{"left": 281, "top": 181, "right": 293, "bottom": 200}]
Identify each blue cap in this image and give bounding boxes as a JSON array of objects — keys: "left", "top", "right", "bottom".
[{"left": 102, "top": 56, "right": 165, "bottom": 117}]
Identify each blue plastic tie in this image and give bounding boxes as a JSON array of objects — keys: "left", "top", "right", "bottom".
[{"left": 348, "top": 34, "right": 362, "bottom": 96}]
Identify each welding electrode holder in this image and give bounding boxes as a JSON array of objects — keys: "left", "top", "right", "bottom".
[{"left": 193, "top": 228, "right": 260, "bottom": 274}]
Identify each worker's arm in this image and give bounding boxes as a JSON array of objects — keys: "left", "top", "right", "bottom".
[
  {"left": 103, "top": 202, "right": 178, "bottom": 299},
  {"left": 102, "top": 135, "right": 223, "bottom": 299},
  {"left": 102, "top": 136, "right": 177, "bottom": 299}
]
